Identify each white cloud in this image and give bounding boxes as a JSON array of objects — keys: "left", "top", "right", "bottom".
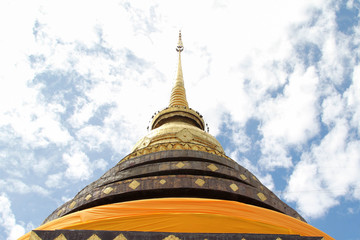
[
  {"left": 93, "top": 158, "right": 108, "bottom": 172},
  {"left": 0, "top": 193, "right": 25, "bottom": 240},
  {"left": 62, "top": 148, "right": 110, "bottom": 181},
  {"left": 0, "top": 179, "right": 49, "bottom": 196},
  {"left": 63, "top": 150, "right": 92, "bottom": 181},
  {"left": 258, "top": 66, "right": 320, "bottom": 170},
  {"left": 285, "top": 119, "right": 360, "bottom": 218},
  {"left": 321, "top": 92, "right": 345, "bottom": 127},
  {"left": 345, "top": 65, "right": 360, "bottom": 134},
  {"left": 45, "top": 173, "right": 64, "bottom": 189}
]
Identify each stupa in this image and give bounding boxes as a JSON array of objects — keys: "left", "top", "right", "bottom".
[{"left": 20, "top": 32, "right": 333, "bottom": 240}]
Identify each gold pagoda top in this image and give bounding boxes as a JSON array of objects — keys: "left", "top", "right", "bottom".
[
  {"left": 169, "top": 31, "right": 188, "bottom": 108},
  {"left": 131, "top": 31, "right": 224, "bottom": 156}
]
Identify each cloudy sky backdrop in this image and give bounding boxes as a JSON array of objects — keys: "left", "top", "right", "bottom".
[{"left": 0, "top": 0, "right": 359, "bottom": 239}]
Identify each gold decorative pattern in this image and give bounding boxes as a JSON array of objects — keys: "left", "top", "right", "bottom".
[
  {"left": 129, "top": 180, "right": 140, "bottom": 190},
  {"left": 195, "top": 178, "right": 205, "bottom": 187},
  {"left": 57, "top": 209, "right": 63, "bottom": 216},
  {"left": 140, "top": 137, "right": 151, "bottom": 148},
  {"left": 54, "top": 234, "right": 67, "bottom": 240},
  {"left": 29, "top": 231, "right": 42, "bottom": 240},
  {"left": 230, "top": 183, "right": 239, "bottom": 192},
  {"left": 257, "top": 192, "right": 267, "bottom": 202},
  {"left": 176, "top": 129, "right": 193, "bottom": 142},
  {"left": 176, "top": 162, "right": 185, "bottom": 168},
  {"left": 85, "top": 194, "right": 92, "bottom": 200},
  {"left": 207, "top": 163, "right": 218, "bottom": 172},
  {"left": 163, "top": 234, "right": 181, "bottom": 240},
  {"left": 159, "top": 179, "right": 166, "bottom": 185},
  {"left": 69, "top": 201, "right": 76, "bottom": 209},
  {"left": 120, "top": 142, "right": 232, "bottom": 164},
  {"left": 276, "top": 238, "right": 282, "bottom": 240},
  {"left": 103, "top": 187, "right": 114, "bottom": 195},
  {"left": 241, "top": 238, "right": 246, "bottom": 240},
  {"left": 113, "top": 234, "right": 128, "bottom": 240},
  {"left": 87, "top": 234, "right": 101, "bottom": 240},
  {"left": 240, "top": 174, "right": 247, "bottom": 180}
]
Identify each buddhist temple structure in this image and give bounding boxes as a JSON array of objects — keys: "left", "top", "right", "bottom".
[{"left": 20, "top": 32, "right": 333, "bottom": 240}]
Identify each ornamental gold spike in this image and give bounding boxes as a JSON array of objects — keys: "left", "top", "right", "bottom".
[{"left": 169, "top": 31, "right": 189, "bottom": 108}]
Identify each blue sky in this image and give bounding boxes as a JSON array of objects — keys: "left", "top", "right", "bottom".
[{"left": 0, "top": 1, "right": 359, "bottom": 239}]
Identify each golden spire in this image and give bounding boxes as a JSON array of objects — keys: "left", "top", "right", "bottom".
[
  {"left": 169, "top": 31, "right": 189, "bottom": 108},
  {"left": 131, "top": 31, "right": 224, "bottom": 155}
]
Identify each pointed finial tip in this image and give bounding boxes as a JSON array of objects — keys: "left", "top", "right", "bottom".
[{"left": 176, "top": 30, "right": 184, "bottom": 52}]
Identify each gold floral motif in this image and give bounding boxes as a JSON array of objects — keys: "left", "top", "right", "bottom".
[
  {"left": 57, "top": 209, "right": 63, "bottom": 216},
  {"left": 119, "top": 142, "right": 233, "bottom": 164},
  {"left": 207, "top": 164, "right": 218, "bottom": 172},
  {"left": 176, "top": 129, "right": 193, "bottom": 142},
  {"left": 69, "top": 201, "right": 76, "bottom": 209},
  {"left": 85, "top": 194, "right": 92, "bottom": 200},
  {"left": 195, "top": 178, "right": 205, "bottom": 187},
  {"left": 129, "top": 180, "right": 140, "bottom": 190},
  {"left": 230, "top": 183, "right": 239, "bottom": 192},
  {"left": 163, "top": 234, "right": 181, "bottom": 240},
  {"left": 103, "top": 187, "right": 113, "bottom": 194},
  {"left": 240, "top": 174, "right": 247, "bottom": 180},
  {"left": 113, "top": 234, "right": 127, "bottom": 240},
  {"left": 29, "top": 231, "right": 42, "bottom": 240},
  {"left": 174, "top": 144, "right": 183, "bottom": 149},
  {"left": 257, "top": 192, "right": 267, "bottom": 202},
  {"left": 176, "top": 162, "right": 185, "bottom": 168},
  {"left": 54, "top": 234, "right": 67, "bottom": 240},
  {"left": 87, "top": 234, "right": 101, "bottom": 240}
]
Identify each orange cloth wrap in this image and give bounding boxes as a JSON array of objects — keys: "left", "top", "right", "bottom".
[{"left": 19, "top": 198, "right": 333, "bottom": 240}]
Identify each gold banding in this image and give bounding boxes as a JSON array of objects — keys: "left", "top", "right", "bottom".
[{"left": 123, "top": 142, "right": 230, "bottom": 164}]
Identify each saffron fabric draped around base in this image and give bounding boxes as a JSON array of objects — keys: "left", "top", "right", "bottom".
[{"left": 19, "top": 198, "right": 333, "bottom": 240}]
